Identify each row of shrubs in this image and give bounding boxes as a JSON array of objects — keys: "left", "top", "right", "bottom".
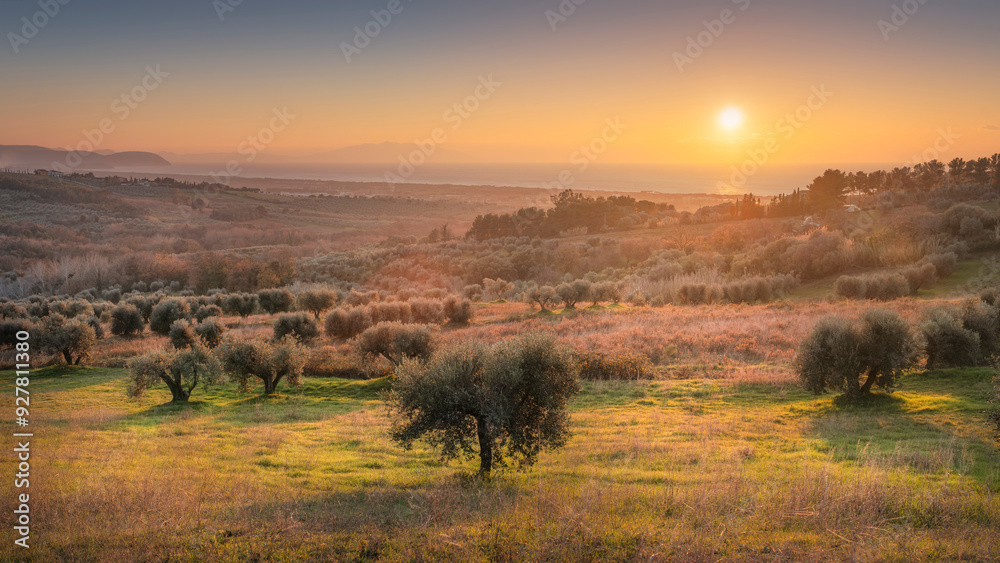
[
  {"left": 834, "top": 253, "right": 958, "bottom": 301},
  {"left": 325, "top": 296, "right": 473, "bottom": 339}
]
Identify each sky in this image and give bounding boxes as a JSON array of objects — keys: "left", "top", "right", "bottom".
[{"left": 2, "top": 0, "right": 999, "bottom": 167}]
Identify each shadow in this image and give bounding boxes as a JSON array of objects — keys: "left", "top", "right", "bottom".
[{"left": 828, "top": 391, "right": 907, "bottom": 413}]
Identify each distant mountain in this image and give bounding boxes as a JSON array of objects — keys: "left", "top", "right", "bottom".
[
  {"left": 311, "top": 142, "right": 474, "bottom": 164},
  {"left": 0, "top": 145, "right": 171, "bottom": 170}
]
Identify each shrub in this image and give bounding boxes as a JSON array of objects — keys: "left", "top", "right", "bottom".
[
  {"left": 443, "top": 296, "right": 474, "bottom": 324},
  {"left": 168, "top": 319, "right": 197, "bottom": 349},
  {"left": 961, "top": 299, "right": 1000, "bottom": 358},
  {"left": 49, "top": 299, "right": 94, "bottom": 319},
  {"left": 577, "top": 351, "right": 653, "bottom": 381},
  {"left": 149, "top": 298, "right": 190, "bottom": 335},
  {"left": 921, "top": 309, "right": 982, "bottom": 368},
  {"left": 356, "top": 322, "right": 435, "bottom": 366},
  {"left": 298, "top": 289, "right": 339, "bottom": 320},
  {"left": 257, "top": 288, "right": 295, "bottom": 315},
  {"left": 110, "top": 304, "right": 145, "bottom": 338},
  {"left": 126, "top": 346, "right": 222, "bottom": 402},
  {"left": 124, "top": 295, "right": 155, "bottom": 322},
  {"left": 273, "top": 313, "right": 320, "bottom": 343},
  {"left": 921, "top": 252, "right": 959, "bottom": 278},
  {"left": 900, "top": 263, "right": 937, "bottom": 294},
  {"left": 834, "top": 273, "right": 910, "bottom": 301},
  {"left": 217, "top": 336, "right": 307, "bottom": 395},
  {"left": 194, "top": 304, "right": 223, "bottom": 322},
  {"left": 86, "top": 315, "right": 105, "bottom": 340},
  {"left": 194, "top": 318, "right": 225, "bottom": 349},
  {"left": 324, "top": 309, "right": 351, "bottom": 339},
  {"left": 388, "top": 333, "right": 579, "bottom": 475},
  {"left": 797, "top": 309, "right": 918, "bottom": 399},
  {"left": 0, "top": 301, "right": 27, "bottom": 320},
  {"left": 409, "top": 298, "right": 446, "bottom": 324}
]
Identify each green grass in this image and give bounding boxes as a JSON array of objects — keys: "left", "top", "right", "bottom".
[{"left": 1, "top": 366, "right": 998, "bottom": 561}]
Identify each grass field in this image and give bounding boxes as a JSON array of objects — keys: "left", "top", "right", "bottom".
[{"left": 2, "top": 364, "right": 998, "bottom": 562}]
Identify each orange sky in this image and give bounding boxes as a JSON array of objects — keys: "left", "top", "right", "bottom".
[{"left": 2, "top": 0, "right": 998, "bottom": 166}]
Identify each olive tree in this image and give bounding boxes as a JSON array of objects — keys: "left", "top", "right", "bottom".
[
  {"left": 298, "top": 289, "right": 339, "bottom": 320},
  {"left": 38, "top": 314, "right": 97, "bottom": 365},
  {"left": 126, "top": 346, "right": 222, "bottom": 402},
  {"left": 149, "top": 298, "right": 190, "bottom": 335},
  {"left": 272, "top": 313, "right": 319, "bottom": 343},
  {"left": 797, "top": 309, "right": 919, "bottom": 399},
  {"left": 388, "top": 333, "right": 579, "bottom": 475},
  {"left": 257, "top": 288, "right": 296, "bottom": 315},
  {"left": 356, "top": 322, "right": 434, "bottom": 367},
  {"left": 217, "top": 336, "right": 306, "bottom": 395}
]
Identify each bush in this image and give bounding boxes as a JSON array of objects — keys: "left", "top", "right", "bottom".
[
  {"left": 86, "top": 315, "right": 105, "bottom": 339},
  {"left": 921, "top": 309, "right": 982, "bottom": 368},
  {"left": 961, "top": 299, "right": 1000, "bottom": 358},
  {"left": 124, "top": 295, "right": 155, "bottom": 322},
  {"left": 168, "top": 319, "right": 197, "bottom": 349},
  {"left": 900, "top": 263, "right": 937, "bottom": 294},
  {"left": 443, "top": 296, "right": 474, "bottom": 324},
  {"left": 195, "top": 318, "right": 225, "bottom": 348},
  {"left": 409, "top": 298, "right": 446, "bottom": 324},
  {"left": 356, "top": 322, "right": 435, "bottom": 366},
  {"left": 388, "top": 333, "right": 579, "bottom": 475},
  {"left": 49, "top": 299, "right": 94, "bottom": 319},
  {"left": 0, "top": 301, "right": 28, "bottom": 320},
  {"left": 921, "top": 252, "right": 959, "bottom": 278},
  {"left": 273, "top": 313, "right": 320, "bottom": 343},
  {"left": 194, "top": 304, "right": 223, "bottom": 322},
  {"left": 110, "top": 304, "right": 145, "bottom": 338},
  {"left": 257, "top": 288, "right": 295, "bottom": 315},
  {"left": 577, "top": 351, "right": 653, "bottom": 381},
  {"left": 834, "top": 273, "right": 910, "bottom": 301},
  {"left": 149, "top": 298, "right": 190, "bottom": 335},
  {"left": 797, "top": 309, "right": 918, "bottom": 398}
]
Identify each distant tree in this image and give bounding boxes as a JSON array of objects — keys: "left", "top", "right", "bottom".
[
  {"left": 218, "top": 336, "right": 306, "bottom": 395},
  {"left": 0, "top": 301, "right": 27, "bottom": 320},
  {"left": 525, "top": 286, "right": 559, "bottom": 312},
  {"left": 126, "top": 346, "right": 222, "bottom": 403},
  {"left": 388, "top": 333, "right": 579, "bottom": 475},
  {"left": 272, "top": 313, "right": 319, "bottom": 343},
  {"left": 194, "top": 318, "right": 225, "bottom": 349},
  {"left": 110, "top": 303, "right": 145, "bottom": 338},
  {"left": 556, "top": 280, "right": 591, "bottom": 309},
  {"left": 797, "top": 309, "right": 918, "bottom": 399},
  {"left": 168, "top": 319, "right": 197, "bottom": 349},
  {"left": 149, "top": 298, "right": 190, "bottom": 335},
  {"left": 298, "top": 289, "right": 339, "bottom": 320},
  {"left": 37, "top": 314, "right": 97, "bottom": 366},
  {"left": 921, "top": 308, "right": 982, "bottom": 368},
  {"left": 257, "top": 288, "right": 295, "bottom": 315},
  {"left": 443, "top": 296, "right": 474, "bottom": 324},
  {"left": 222, "top": 293, "right": 258, "bottom": 319},
  {"left": 0, "top": 319, "right": 31, "bottom": 349},
  {"left": 356, "top": 322, "right": 435, "bottom": 367},
  {"left": 806, "top": 169, "right": 849, "bottom": 211}
]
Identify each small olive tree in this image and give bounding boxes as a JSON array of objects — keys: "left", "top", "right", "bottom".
[
  {"left": 217, "top": 336, "right": 306, "bottom": 395},
  {"left": 388, "top": 333, "right": 579, "bottom": 475},
  {"left": 127, "top": 346, "right": 222, "bottom": 402},
  {"left": 149, "top": 298, "right": 190, "bottom": 335},
  {"left": 797, "top": 309, "right": 919, "bottom": 399},
  {"left": 298, "top": 289, "right": 339, "bottom": 320},
  {"left": 38, "top": 314, "right": 97, "bottom": 365},
  {"left": 272, "top": 313, "right": 319, "bottom": 343},
  {"left": 257, "top": 288, "right": 296, "bottom": 315},
  {"left": 356, "top": 322, "right": 434, "bottom": 367}
]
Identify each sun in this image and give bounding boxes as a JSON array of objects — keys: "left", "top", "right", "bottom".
[{"left": 719, "top": 107, "right": 743, "bottom": 130}]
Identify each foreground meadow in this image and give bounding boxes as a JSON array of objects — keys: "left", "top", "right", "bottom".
[{"left": 2, "top": 362, "right": 997, "bottom": 562}]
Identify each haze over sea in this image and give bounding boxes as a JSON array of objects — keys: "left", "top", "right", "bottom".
[{"left": 140, "top": 162, "right": 881, "bottom": 196}]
